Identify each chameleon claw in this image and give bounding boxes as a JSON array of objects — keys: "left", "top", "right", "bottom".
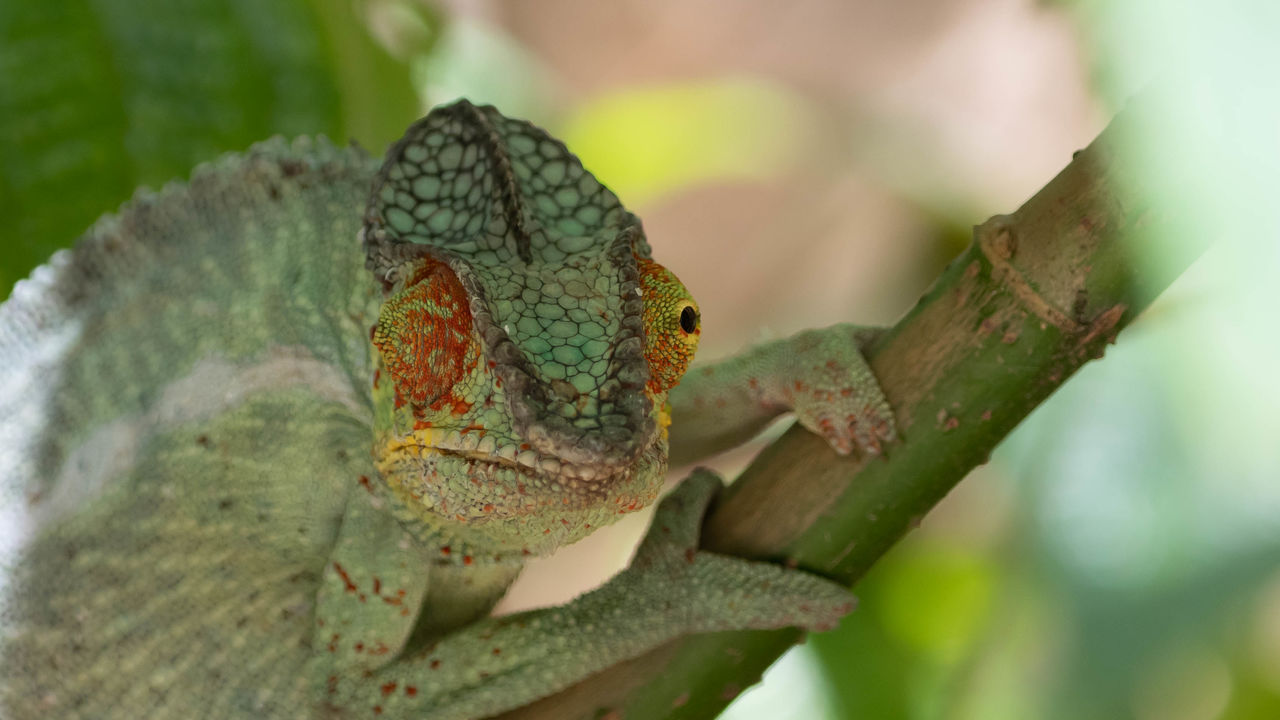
[{"left": 781, "top": 325, "right": 899, "bottom": 458}]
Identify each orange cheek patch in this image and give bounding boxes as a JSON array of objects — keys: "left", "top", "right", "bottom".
[{"left": 372, "top": 257, "right": 478, "bottom": 414}]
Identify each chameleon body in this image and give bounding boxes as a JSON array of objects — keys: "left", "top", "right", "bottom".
[{"left": 0, "top": 101, "right": 895, "bottom": 719}]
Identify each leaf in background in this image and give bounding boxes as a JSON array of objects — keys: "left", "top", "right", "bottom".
[
  {"left": 311, "top": 0, "right": 433, "bottom": 151},
  {"left": 809, "top": 540, "right": 998, "bottom": 719},
  {"left": 560, "top": 80, "right": 808, "bottom": 207},
  {"left": 0, "top": 0, "right": 420, "bottom": 298}
]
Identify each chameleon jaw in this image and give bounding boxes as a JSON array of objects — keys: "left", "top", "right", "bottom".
[
  {"left": 382, "top": 425, "right": 647, "bottom": 487},
  {"left": 375, "top": 432, "right": 668, "bottom": 556}
]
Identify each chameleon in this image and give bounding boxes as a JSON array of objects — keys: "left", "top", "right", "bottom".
[{"left": 0, "top": 100, "right": 896, "bottom": 719}]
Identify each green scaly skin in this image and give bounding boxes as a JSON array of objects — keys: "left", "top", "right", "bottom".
[
  {"left": 0, "top": 101, "right": 895, "bottom": 719},
  {"left": 669, "top": 325, "right": 897, "bottom": 465}
]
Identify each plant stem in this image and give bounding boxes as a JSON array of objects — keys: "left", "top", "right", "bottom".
[{"left": 495, "top": 92, "right": 1205, "bottom": 720}]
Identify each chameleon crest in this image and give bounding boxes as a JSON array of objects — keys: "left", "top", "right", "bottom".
[
  {"left": 362, "top": 101, "right": 701, "bottom": 558},
  {"left": 0, "top": 100, "right": 891, "bottom": 720}
]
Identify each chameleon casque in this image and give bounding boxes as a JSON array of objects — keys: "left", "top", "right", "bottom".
[{"left": 0, "top": 100, "right": 896, "bottom": 719}]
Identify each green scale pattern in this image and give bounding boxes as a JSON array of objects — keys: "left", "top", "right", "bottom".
[
  {"left": 363, "top": 101, "right": 657, "bottom": 470},
  {"left": 0, "top": 102, "right": 891, "bottom": 720}
]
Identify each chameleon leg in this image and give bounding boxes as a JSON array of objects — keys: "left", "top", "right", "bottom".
[
  {"left": 323, "top": 470, "right": 854, "bottom": 720},
  {"left": 311, "top": 487, "right": 435, "bottom": 674},
  {"left": 668, "top": 323, "right": 898, "bottom": 464}
]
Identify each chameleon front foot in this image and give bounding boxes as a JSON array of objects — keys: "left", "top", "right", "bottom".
[
  {"left": 782, "top": 325, "right": 899, "bottom": 456},
  {"left": 669, "top": 322, "right": 898, "bottom": 461}
]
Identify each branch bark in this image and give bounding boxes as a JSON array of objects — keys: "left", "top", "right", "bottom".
[{"left": 496, "top": 92, "right": 1205, "bottom": 720}]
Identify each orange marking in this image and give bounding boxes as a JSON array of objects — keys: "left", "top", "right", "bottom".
[
  {"left": 332, "top": 563, "right": 358, "bottom": 593},
  {"left": 428, "top": 392, "right": 473, "bottom": 417},
  {"left": 636, "top": 256, "right": 699, "bottom": 392},
  {"left": 381, "top": 682, "right": 398, "bottom": 696},
  {"left": 372, "top": 257, "right": 478, "bottom": 413}
]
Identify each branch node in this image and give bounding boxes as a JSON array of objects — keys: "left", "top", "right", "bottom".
[
  {"left": 976, "top": 215, "right": 1081, "bottom": 334},
  {"left": 1077, "top": 303, "right": 1127, "bottom": 358}
]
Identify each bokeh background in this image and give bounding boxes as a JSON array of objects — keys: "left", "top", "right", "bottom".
[{"left": 3, "top": 1, "right": 1278, "bottom": 718}]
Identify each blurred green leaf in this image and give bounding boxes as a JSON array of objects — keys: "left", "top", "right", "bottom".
[
  {"left": 0, "top": 0, "right": 418, "bottom": 297},
  {"left": 876, "top": 543, "right": 995, "bottom": 665},
  {"left": 809, "top": 540, "right": 999, "bottom": 720},
  {"left": 310, "top": 0, "right": 429, "bottom": 150},
  {"left": 561, "top": 80, "right": 807, "bottom": 207}
]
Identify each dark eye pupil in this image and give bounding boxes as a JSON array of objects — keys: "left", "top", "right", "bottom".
[{"left": 679, "top": 305, "right": 698, "bottom": 333}]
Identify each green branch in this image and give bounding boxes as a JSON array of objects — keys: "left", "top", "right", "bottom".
[{"left": 495, "top": 94, "right": 1205, "bottom": 720}]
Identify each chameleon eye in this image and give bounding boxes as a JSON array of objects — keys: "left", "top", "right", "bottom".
[
  {"left": 636, "top": 257, "right": 700, "bottom": 394},
  {"left": 679, "top": 304, "right": 699, "bottom": 334}
]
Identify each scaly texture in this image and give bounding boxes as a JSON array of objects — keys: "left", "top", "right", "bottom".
[
  {"left": 361, "top": 101, "right": 703, "bottom": 562},
  {"left": 668, "top": 324, "right": 898, "bottom": 465},
  {"left": 0, "top": 101, "right": 895, "bottom": 720},
  {"left": 0, "top": 137, "right": 381, "bottom": 716}
]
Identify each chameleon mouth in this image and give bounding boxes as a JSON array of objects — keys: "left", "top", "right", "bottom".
[
  {"left": 387, "top": 432, "right": 633, "bottom": 486},
  {"left": 377, "top": 436, "right": 663, "bottom": 556},
  {"left": 399, "top": 401, "right": 673, "bottom": 485}
]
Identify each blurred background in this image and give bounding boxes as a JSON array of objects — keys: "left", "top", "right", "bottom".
[{"left": 3, "top": 1, "right": 1278, "bottom": 718}]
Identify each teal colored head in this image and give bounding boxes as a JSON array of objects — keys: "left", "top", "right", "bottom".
[{"left": 363, "top": 101, "right": 701, "bottom": 560}]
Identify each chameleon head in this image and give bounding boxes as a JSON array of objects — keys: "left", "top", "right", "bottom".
[{"left": 362, "top": 101, "right": 700, "bottom": 559}]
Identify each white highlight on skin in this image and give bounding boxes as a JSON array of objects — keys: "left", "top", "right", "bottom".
[
  {"left": 0, "top": 345, "right": 364, "bottom": 583},
  {"left": 0, "top": 255, "right": 84, "bottom": 599}
]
